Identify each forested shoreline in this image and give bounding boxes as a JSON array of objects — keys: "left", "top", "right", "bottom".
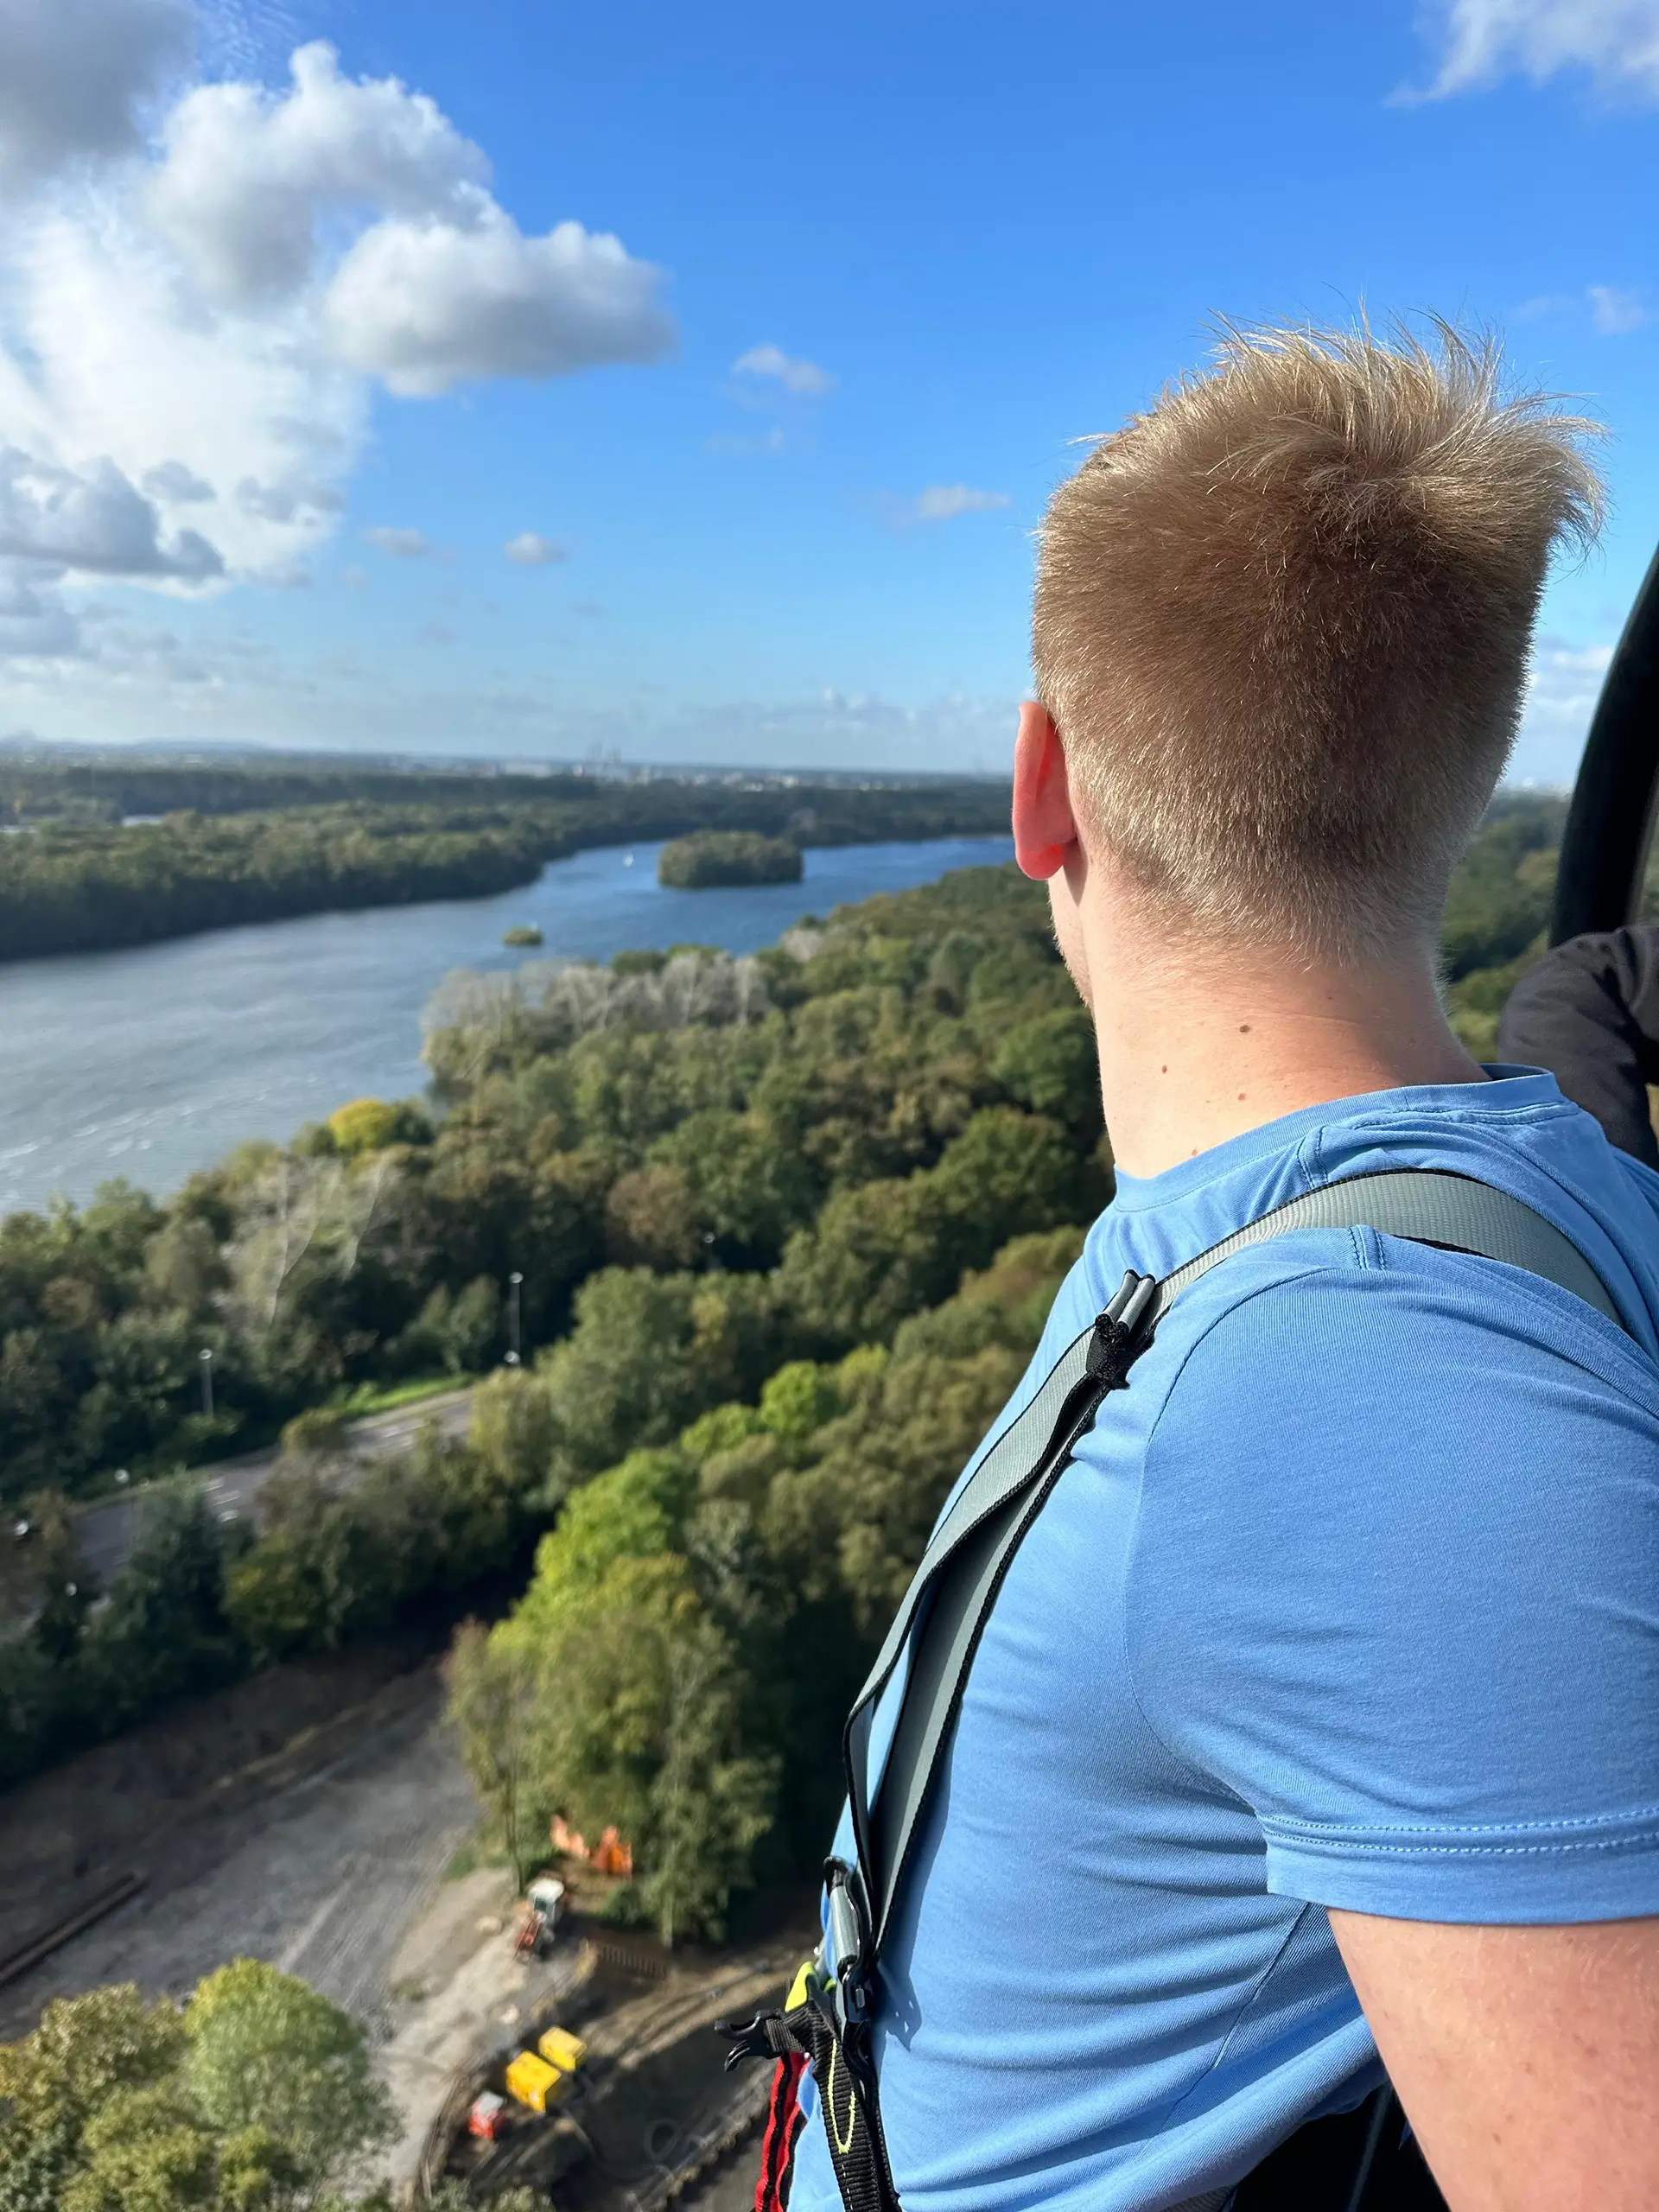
[
  {"left": 0, "top": 796, "right": 1566, "bottom": 1933},
  {"left": 657, "top": 828, "right": 804, "bottom": 887},
  {"left": 0, "top": 770, "right": 1008, "bottom": 962}
]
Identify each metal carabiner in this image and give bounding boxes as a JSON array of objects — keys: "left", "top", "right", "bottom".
[{"left": 822, "top": 1857, "right": 874, "bottom": 2032}]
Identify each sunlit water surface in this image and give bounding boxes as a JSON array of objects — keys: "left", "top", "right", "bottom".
[{"left": 0, "top": 835, "right": 1014, "bottom": 1215}]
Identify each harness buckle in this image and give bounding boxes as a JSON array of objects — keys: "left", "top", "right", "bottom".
[{"left": 822, "top": 1858, "right": 874, "bottom": 2032}]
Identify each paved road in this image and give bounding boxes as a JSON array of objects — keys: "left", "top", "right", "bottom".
[{"left": 74, "top": 1390, "right": 474, "bottom": 1586}]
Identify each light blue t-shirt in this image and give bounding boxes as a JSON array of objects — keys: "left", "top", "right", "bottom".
[{"left": 790, "top": 1071, "right": 1659, "bottom": 2212}]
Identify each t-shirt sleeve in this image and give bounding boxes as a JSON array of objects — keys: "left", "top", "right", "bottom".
[{"left": 1125, "top": 1236, "right": 1659, "bottom": 1923}]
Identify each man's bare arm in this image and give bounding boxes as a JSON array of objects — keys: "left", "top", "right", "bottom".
[{"left": 1330, "top": 1908, "right": 1659, "bottom": 2209}]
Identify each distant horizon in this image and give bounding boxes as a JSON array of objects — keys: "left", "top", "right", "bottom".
[
  {"left": 0, "top": 730, "right": 1015, "bottom": 788},
  {"left": 0, "top": 728, "right": 1583, "bottom": 804}
]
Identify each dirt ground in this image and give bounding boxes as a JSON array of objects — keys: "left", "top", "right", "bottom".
[
  {"left": 1, "top": 1655, "right": 476, "bottom": 2031},
  {"left": 0, "top": 1635, "right": 443, "bottom": 1983},
  {"left": 0, "top": 1643, "right": 631, "bottom": 2194},
  {"left": 0, "top": 1638, "right": 814, "bottom": 2209},
  {"left": 372, "top": 1874, "right": 586, "bottom": 2195},
  {"left": 682, "top": 2139, "right": 771, "bottom": 2212}
]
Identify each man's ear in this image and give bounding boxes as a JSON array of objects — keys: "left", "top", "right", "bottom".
[{"left": 1012, "top": 702, "right": 1078, "bottom": 881}]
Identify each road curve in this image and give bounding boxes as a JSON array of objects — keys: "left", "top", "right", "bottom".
[{"left": 73, "top": 1389, "right": 474, "bottom": 1586}]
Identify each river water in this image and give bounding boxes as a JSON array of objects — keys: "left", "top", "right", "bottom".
[{"left": 0, "top": 835, "right": 1014, "bottom": 1217}]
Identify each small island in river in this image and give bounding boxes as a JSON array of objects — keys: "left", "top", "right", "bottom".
[
  {"left": 658, "top": 830, "right": 804, "bottom": 889},
  {"left": 502, "top": 924, "right": 544, "bottom": 946}
]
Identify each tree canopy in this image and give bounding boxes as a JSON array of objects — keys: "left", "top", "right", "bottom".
[
  {"left": 0, "top": 768, "right": 1007, "bottom": 961},
  {"left": 658, "top": 830, "right": 803, "bottom": 888},
  {"left": 0, "top": 1968, "right": 394, "bottom": 2212},
  {"left": 0, "top": 804, "right": 1565, "bottom": 1801}
]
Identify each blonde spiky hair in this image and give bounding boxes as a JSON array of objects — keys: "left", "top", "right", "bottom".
[{"left": 1033, "top": 321, "right": 1601, "bottom": 957}]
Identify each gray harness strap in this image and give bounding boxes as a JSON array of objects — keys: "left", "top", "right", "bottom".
[
  {"left": 1148, "top": 1166, "right": 1623, "bottom": 1329},
  {"left": 842, "top": 1169, "right": 1625, "bottom": 1959}
]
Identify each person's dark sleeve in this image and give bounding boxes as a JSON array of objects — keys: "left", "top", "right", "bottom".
[{"left": 1497, "top": 926, "right": 1659, "bottom": 1166}]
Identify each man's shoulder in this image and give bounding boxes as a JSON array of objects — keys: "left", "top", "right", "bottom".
[
  {"left": 1056, "top": 1096, "right": 1659, "bottom": 1503},
  {"left": 1147, "top": 1212, "right": 1659, "bottom": 1444},
  {"left": 1121, "top": 1207, "right": 1659, "bottom": 1924}
]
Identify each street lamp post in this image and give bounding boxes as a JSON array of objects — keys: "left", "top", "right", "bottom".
[
  {"left": 200, "top": 1347, "right": 214, "bottom": 1420},
  {"left": 506, "top": 1273, "right": 524, "bottom": 1367}
]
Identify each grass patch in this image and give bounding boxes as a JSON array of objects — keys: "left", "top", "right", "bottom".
[{"left": 338, "top": 1373, "right": 470, "bottom": 1419}]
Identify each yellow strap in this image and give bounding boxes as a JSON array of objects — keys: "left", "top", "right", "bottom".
[{"left": 785, "top": 1954, "right": 817, "bottom": 2010}]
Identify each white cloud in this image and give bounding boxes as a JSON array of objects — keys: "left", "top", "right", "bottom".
[
  {"left": 364, "top": 524, "right": 434, "bottom": 558},
  {"left": 0, "top": 569, "right": 82, "bottom": 658},
  {"left": 707, "top": 427, "right": 786, "bottom": 456},
  {"left": 1417, "top": 0, "right": 1659, "bottom": 99},
  {"left": 0, "top": 196, "right": 368, "bottom": 583},
  {"left": 236, "top": 474, "right": 342, "bottom": 523},
  {"left": 1514, "top": 290, "right": 1576, "bottom": 321},
  {"left": 505, "top": 531, "right": 565, "bottom": 566},
  {"left": 146, "top": 40, "right": 671, "bottom": 395},
  {"left": 0, "top": 0, "right": 192, "bottom": 194},
  {"left": 149, "top": 41, "right": 488, "bottom": 305},
  {"left": 891, "top": 484, "right": 1013, "bottom": 526},
  {"left": 322, "top": 207, "right": 672, "bottom": 396},
  {"left": 1515, "top": 283, "right": 1649, "bottom": 334},
  {"left": 732, "top": 342, "right": 834, "bottom": 397},
  {"left": 0, "top": 11, "right": 674, "bottom": 679},
  {"left": 1588, "top": 283, "right": 1649, "bottom": 333},
  {"left": 0, "top": 445, "right": 222, "bottom": 577},
  {"left": 143, "top": 458, "right": 214, "bottom": 502},
  {"left": 1509, "top": 634, "right": 1616, "bottom": 782}
]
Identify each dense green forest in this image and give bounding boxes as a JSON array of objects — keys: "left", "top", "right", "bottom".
[
  {"left": 0, "top": 795, "right": 1565, "bottom": 1931},
  {"left": 657, "top": 829, "right": 803, "bottom": 888},
  {"left": 0, "top": 1961, "right": 512, "bottom": 2212},
  {"left": 0, "top": 769, "right": 1007, "bottom": 961},
  {"left": 0, "top": 753, "right": 987, "bottom": 827}
]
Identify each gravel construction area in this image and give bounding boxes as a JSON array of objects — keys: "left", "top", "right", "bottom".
[
  {"left": 3, "top": 1666, "right": 479, "bottom": 2026},
  {"left": 374, "top": 1880, "right": 584, "bottom": 2195},
  {"left": 433, "top": 1935, "right": 806, "bottom": 2212},
  {"left": 0, "top": 1642, "right": 817, "bottom": 2211},
  {"left": 682, "top": 2137, "right": 777, "bottom": 2212},
  {"left": 0, "top": 1638, "right": 442, "bottom": 1983}
]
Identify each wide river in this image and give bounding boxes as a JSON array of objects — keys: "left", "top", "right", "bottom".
[{"left": 0, "top": 834, "right": 1014, "bottom": 1217}]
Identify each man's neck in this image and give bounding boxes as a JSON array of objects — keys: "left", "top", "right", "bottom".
[{"left": 1080, "top": 924, "right": 1486, "bottom": 1182}]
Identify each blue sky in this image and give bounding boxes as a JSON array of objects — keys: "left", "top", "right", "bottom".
[{"left": 0, "top": 0, "right": 1655, "bottom": 779}]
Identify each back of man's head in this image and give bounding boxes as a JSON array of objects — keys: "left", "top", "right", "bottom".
[{"left": 1033, "top": 322, "right": 1600, "bottom": 962}]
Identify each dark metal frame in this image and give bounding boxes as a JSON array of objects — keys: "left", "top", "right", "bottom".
[{"left": 1554, "top": 544, "right": 1659, "bottom": 944}]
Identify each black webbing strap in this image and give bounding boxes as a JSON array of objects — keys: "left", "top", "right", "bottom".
[
  {"left": 727, "top": 1168, "right": 1621, "bottom": 2212},
  {"left": 723, "top": 1992, "right": 900, "bottom": 2212}
]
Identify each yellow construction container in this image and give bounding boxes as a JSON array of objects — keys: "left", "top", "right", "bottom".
[
  {"left": 537, "top": 2026, "right": 587, "bottom": 2073},
  {"left": 505, "top": 2050, "right": 564, "bottom": 2113}
]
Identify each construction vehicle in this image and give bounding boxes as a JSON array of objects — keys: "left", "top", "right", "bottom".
[
  {"left": 514, "top": 1874, "right": 566, "bottom": 1960},
  {"left": 537, "top": 2024, "right": 587, "bottom": 2073},
  {"left": 505, "top": 2049, "right": 569, "bottom": 2113},
  {"left": 467, "top": 2092, "right": 508, "bottom": 2141}
]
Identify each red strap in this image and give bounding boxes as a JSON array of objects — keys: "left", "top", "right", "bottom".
[{"left": 754, "top": 2050, "right": 810, "bottom": 2212}]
